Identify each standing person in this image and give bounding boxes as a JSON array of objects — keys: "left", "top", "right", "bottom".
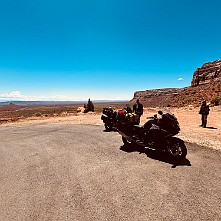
[
  {"left": 133, "top": 99, "right": 143, "bottom": 124},
  {"left": 124, "top": 104, "right": 133, "bottom": 113},
  {"left": 199, "top": 100, "right": 210, "bottom": 128}
]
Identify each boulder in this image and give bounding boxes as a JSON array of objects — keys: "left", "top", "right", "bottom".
[{"left": 77, "top": 107, "right": 85, "bottom": 113}]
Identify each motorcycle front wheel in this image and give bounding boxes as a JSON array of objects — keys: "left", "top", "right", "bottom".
[{"left": 166, "top": 138, "right": 187, "bottom": 159}]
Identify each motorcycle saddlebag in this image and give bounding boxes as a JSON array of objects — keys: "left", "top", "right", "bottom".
[
  {"left": 101, "top": 114, "right": 109, "bottom": 121},
  {"left": 127, "top": 113, "right": 139, "bottom": 124}
]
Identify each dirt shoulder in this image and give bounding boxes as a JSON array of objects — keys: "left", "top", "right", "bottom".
[
  {"left": 141, "top": 106, "right": 221, "bottom": 151},
  {"left": 1, "top": 107, "right": 221, "bottom": 151}
]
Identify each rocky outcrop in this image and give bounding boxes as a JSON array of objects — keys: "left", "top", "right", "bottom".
[
  {"left": 131, "top": 88, "right": 184, "bottom": 107},
  {"left": 131, "top": 59, "right": 221, "bottom": 107},
  {"left": 191, "top": 59, "right": 221, "bottom": 86}
]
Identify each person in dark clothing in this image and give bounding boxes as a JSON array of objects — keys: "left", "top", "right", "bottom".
[
  {"left": 199, "top": 100, "right": 210, "bottom": 128},
  {"left": 133, "top": 99, "right": 143, "bottom": 124},
  {"left": 124, "top": 105, "right": 133, "bottom": 113}
]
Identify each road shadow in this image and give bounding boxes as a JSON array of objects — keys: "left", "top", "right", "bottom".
[
  {"left": 103, "top": 128, "right": 117, "bottom": 132},
  {"left": 120, "top": 144, "right": 191, "bottom": 168},
  {"left": 205, "top": 126, "right": 217, "bottom": 129}
]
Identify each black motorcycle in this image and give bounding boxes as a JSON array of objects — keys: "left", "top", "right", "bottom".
[
  {"left": 101, "top": 107, "right": 117, "bottom": 131},
  {"left": 116, "top": 111, "right": 187, "bottom": 159}
]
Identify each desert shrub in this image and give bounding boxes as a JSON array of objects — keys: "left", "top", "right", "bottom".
[
  {"left": 35, "top": 112, "right": 42, "bottom": 117},
  {"left": 211, "top": 96, "right": 221, "bottom": 106},
  {"left": 84, "top": 98, "right": 94, "bottom": 113}
]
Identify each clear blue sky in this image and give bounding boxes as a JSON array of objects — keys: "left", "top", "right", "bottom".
[{"left": 0, "top": 0, "right": 221, "bottom": 101}]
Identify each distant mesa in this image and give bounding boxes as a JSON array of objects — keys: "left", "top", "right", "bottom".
[{"left": 131, "top": 59, "right": 221, "bottom": 107}]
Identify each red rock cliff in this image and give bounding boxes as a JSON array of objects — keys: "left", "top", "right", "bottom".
[
  {"left": 191, "top": 59, "right": 221, "bottom": 87},
  {"left": 131, "top": 59, "right": 221, "bottom": 107}
]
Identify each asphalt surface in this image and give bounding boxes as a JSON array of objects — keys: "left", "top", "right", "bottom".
[{"left": 0, "top": 124, "right": 221, "bottom": 221}]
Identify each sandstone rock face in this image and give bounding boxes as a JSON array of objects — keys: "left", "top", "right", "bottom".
[
  {"left": 191, "top": 59, "right": 221, "bottom": 86},
  {"left": 131, "top": 88, "right": 184, "bottom": 107},
  {"left": 131, "top": 59, "right": 221, "bottom": 107}
]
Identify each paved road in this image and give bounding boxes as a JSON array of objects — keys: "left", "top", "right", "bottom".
[{"left": 0, "top": 124, "right": 221, "bottom": 221}]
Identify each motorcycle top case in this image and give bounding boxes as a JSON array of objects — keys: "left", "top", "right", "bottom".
[{"left": 103, "top": 107, "right": 113, "bottom": 116}]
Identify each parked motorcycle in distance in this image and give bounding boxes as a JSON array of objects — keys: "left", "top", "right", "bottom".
[
  {"left": 116, "top": 110, "right": 187, "bottom": 160},
  {"left": 101, "top": 107, "right": 117, "bottom": 131}
]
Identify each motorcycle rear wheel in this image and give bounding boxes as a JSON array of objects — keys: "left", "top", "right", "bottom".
[
  {"left": 167, "top": 138, "right": 187, "bottom": 159},
  {"left": 105, "top": 123, "right": 112, "bottom": 131}
]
